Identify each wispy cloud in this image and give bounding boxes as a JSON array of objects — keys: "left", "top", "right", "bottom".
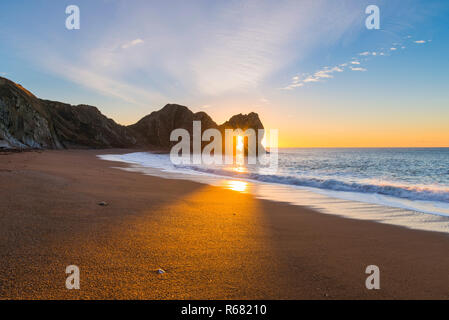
[
  {"left": 350, "top": 67, "right": 367, "bottom": 72},
  {"left": 283, "top": 83, "right": 304, "bottom": 90},
  {"left": 41, "top": 53, "right": 166, "bottom": 107},
  {"left": 10, "top": 0, "right": 363, "bottom": 106},
  {"left": 6, "top": 0, "right": 433, "bottom": 120},
  {"left": 189, "top": 1, "right": 362, "bottom": 95},
  {"left": 283, "top": 59, "right": 365, "bottom": 90},
  {"left": 121, "top": 38, "right": 144, "bottom": 49},
  {"left": 283, "top": 34, "right": 432, "bottom": 90},
  {"left": 283, "top": 66, "right": 343, "bottom": 89}
]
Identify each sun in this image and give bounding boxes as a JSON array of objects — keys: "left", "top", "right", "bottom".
[{"left": 237, "top": 135, "right": 244, "bottom": 151}]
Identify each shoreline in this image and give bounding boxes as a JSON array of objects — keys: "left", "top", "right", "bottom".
[
  {"left": 1, "top": 149, "right": 449, "bottom": 299},
  {"left": 100, "top": 151, "right": 449, "bottom": 234}
]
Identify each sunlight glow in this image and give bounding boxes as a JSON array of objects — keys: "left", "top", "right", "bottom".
[
  {"left": 261, "top": 135, "right": 267, "bottom": 148},
  {"left": 233, "top": 166, "right": 247, "bottom": 173},
  {"left": 226, "top": 180, "right": 248, "bottom": 192},
  {"left": 237, "top": 135, "right": 244, "bottom": 152}
]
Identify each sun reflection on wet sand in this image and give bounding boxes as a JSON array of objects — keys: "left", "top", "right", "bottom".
[{"left": 226, "top": 180, "right": 248, "bottom": 192}]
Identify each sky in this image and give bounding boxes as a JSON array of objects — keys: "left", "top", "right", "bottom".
[{"left": 0, "top": 0, "right": 448, "bottom": 147}]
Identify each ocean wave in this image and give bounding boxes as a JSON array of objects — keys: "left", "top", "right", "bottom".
[
  {"left": 99, "top": 152, "right": 449, "bottom": 204},
  {"left": 182, "top": 166, "right": 449, "bottom": 203}
]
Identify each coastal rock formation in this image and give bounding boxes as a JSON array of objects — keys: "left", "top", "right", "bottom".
[
  {"left": 0, "top": 77, "right": 61, "bottom": 149},
  {"left": 127, "top": 104, "right": 218, "bottom": 149},
  {"left": 219, "top": 112, "right": 264, "bottom": 132},
  {"left": 0, "top": 77, "right": 137, "bottom": 149},
  {"left": 219, "top": 113, "right": 265, "bottom": 155},
  {"left": 43, "top": 100, "right": 137, "bottom": 148},
  {"left": 128, "top": 104, "right": 265, "bottom": 152},
  {"left": 0, "top": 76, "right": 265, "bottom": 151}
]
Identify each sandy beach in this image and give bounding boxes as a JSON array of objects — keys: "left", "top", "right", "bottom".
[{"left": 1, "top": 149, "right": 449, "bottom": 299}]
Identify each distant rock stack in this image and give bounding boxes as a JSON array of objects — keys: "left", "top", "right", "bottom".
[
  {"left": 127, "top": 104, "right": 219, "bottom": 150},
  {"left": 0, "top": 76, "right": 265, "bottom": 152},
  {"left": 219, "top": 112, "right": 265, "bottom": 156},
  {"left": 128, "top": 103, "right": 265, "bottom": 154}
]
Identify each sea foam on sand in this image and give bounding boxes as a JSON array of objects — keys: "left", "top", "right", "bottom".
[{"left": 99, "top": 151, "right": 449, "bottom": 234}]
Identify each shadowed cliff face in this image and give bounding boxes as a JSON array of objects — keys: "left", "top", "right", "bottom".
[
  {"left": 0, "top": 77, "right": 61, "bottom": 149},
  {"left": 0, "top": 77, "right": 137, "bottom": 149},
  {"left": 0, "top": 77, "right": 264, "bottom": 151},
  {"left": 127, "top": 104, "right": 265, "bottom": 153},
  {"left": 127, "top": 104, "right": 219, "bottom": 149},
  {"left": 219, "top": 112, "right": 264, "bottom": 132},
  {"left": 42, "top": 100, "right": 137, "bottom": 149}
]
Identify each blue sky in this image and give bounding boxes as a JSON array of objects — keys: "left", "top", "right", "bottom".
[{"left": 1, "top": 0, "right": 448, "bottom": 146}]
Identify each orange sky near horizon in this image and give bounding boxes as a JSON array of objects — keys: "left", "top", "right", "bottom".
[
  {"left": 272, "top": 121, "right": 449, "bottom": 148},
  {"left": 276, "top": 132, "right": 449, "bottom": 148},
  {"left": 191, "top": 99, "right": 449, "bottom": 148},
  {"left": 112, "top": 102, "right": 448, "bottom": 148}
]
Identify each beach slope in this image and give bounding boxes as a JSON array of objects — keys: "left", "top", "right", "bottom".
[{"left": 1, "top": 150, "right": 448, "bottom": 299}]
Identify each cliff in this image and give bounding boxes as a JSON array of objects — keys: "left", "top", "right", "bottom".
[{"left": 0, "top": 77, "right": 264, "bottom": 151}]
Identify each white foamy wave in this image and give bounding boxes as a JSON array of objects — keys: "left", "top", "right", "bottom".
[
  {"left": 189, "top": 166, "right": 449, "bottom": 203},
  {"left": 99, "top": 151, "right": 449, "bottom": 229},
  {"left": 99, "top": 152, "right": 449, "bottom": 205}
]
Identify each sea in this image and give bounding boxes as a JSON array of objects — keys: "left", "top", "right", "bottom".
[{"left": 99, "top": 148, "right": 449, "bottom": 233}]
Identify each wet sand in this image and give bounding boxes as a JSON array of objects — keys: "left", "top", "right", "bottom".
[{"left": 1, "top": 149, "right": 449, "bottom": 299}]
